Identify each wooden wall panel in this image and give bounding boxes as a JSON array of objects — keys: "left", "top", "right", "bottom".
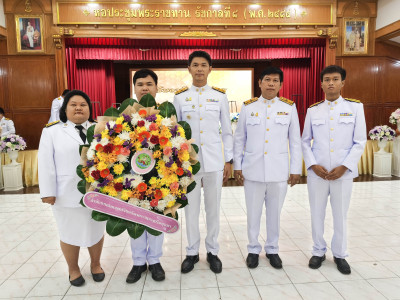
[
  {"left": 380, "top": 58, "right": 400, "bottom": 102},
  {"left": 8, "top": 56, "right": 56, "bottom": 108},
  {"left": 0, "top": 57, "right": 8, "bottom": 110}
]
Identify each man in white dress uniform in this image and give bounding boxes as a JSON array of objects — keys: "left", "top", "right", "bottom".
[
  {"left": 0, "top": 107, "right": 16, "bottom": 137},
  {"left": 126, "top": 69, "right": 166, "bottom": 283},
  {"left": 302, "top": 65, "right": 366, "bottom": 274},
  {"left": 49, "top": 89, "right": 70, "bottom": 123},
  {"left": 233, "top": 66, "right": 302, "bottom": 269},
  {"left": 173, "top": 51, "right": 233, "bottom": 274}
]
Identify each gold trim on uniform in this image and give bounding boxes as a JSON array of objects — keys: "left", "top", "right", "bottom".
[
  {"left": 279, "top": 97, "right": 294, "bottom": 106},
  {"left": 5, "top": 118, "right": 10, "bottom": 120},
  {"left": 212, "top": 86, "right": 226, "bottom": 94},
  {"left": 175, "top": 86, "right": 189, "bottom": 95},
  {"left": 309, "top": 100, "right": 324, "bottom": 108},
  {"left": 243, "top": 97, "right": 258, "bottom": 106},
  {"left": 45, "top": 120, "right": 60, "bottom": 128},
  {"left": 344, "top": 98, "right": 361, "bottom": 103}
]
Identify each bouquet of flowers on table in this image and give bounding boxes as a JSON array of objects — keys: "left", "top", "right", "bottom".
[
  {"left": 230, "top": 112, "right": 239, "bottom": 123},
  {"left": 77, "top": 95, "right": 200, "bottom": 238},
  {"left": 0, "top": 134, "right": 27, "bottom": 153},
  {"left": 368, "top": 125, "right": 396, "bottom": 141},
  {"left": 389, "top": 108, "right": 400, "bottom": 125}
]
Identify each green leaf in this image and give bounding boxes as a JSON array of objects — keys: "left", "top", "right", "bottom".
[
  {"left": 118, "top": 98, "right": 137, "bottom": 114},
  {"left": 145, "top": 226, "right": 162, "bottom": 236},
  {"left": 139, "top": 93, "right": 157, "bottom": 108},
  {"left": 92, "top": 211, "right": 109, "bottom": 222},
  {"left": 186, "top": 181, "right": 196, "bottom": 194},
  {"left": 158, "top": 101, "right": 177, "bottom": 118},
  {"left": 80, "top": 196, "right": 86, "bottom": 207},
  {"left": 87, "top": 124, "right": 96, "bottom": 144},
  {"left": 76, "top": 165, "right": 85, "bottom": 179},
  {"left": 165, "top": 212, "right": 179, "bottom": 221},
  {"left": 176, "top": 197, "right": 188, "bottom": 208},
  {"left": 106, "top": 217, "right": 127, "bottom": 236},
  {"left": 127, "top": 222, "right": 145, "bottom": 239},
  {"left": 104, "top": 107, "right": 120, "bottom": 117},
  {"left": 191, "top": 143, "right": 199, "bottom": 154},
  {"left": 77, "top": 179, "right": 86, "bottom": 194},
  {"left": 191, "top": 161, "right": 200, "bottom": 175},
  {"left": 178, "top": 121, "right": 192, "bottom": 139}
]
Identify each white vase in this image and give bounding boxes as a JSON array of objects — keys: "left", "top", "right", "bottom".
[
  {"left": 377, "top": 140, "right": 388, "bottom": 154},
  {"left": 7, "top": 150, "right": 19, "bottom": 165}
]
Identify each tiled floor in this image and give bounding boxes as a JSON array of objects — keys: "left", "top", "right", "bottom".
[{"left": 0, "top": 181, "right": 400, "bottom": 299}]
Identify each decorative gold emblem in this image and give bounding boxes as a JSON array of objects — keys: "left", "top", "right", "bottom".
[
  {"left": 25, "top": 0, "right": 32, "bottom": 13},
  {"left": 180, "top": 31, "right": 217, "bottom": 37}
]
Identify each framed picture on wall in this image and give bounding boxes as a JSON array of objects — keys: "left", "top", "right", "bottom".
[
  {"left": 15, "top": 15, "right": 44, "bottom": 53},
  {"left": 343, "top": 18, "right": 368, "bottom": 55}
]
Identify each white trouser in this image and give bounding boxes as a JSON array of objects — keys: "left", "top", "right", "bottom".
[
  {"left": 130, "top": 232, "right": 164, "bottom": 266},
  {"left": 307, "top": 177, "right": 353, "bottom": 259},
  {"left": 185, "top": 170, "right": 223, "bottom": 255},
  {"left": 244, "top": 180, "right": 287, "bottom": 255}
]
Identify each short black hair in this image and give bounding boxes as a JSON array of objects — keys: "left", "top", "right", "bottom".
[
  {"left": 62, "top": 89, "right": 70, "bottom": 96},
  {"left": 133, "top": 69, "right": 158, "bottom": 85},
  {"left": 320, "top": 65, "right": 346, "bottom": 82},
  {"left": 188, "top": 50, "right": 212, "bottom": 66},
  {"left": 0, "top": 107, "right": 4, "bottom": 115},
  {"left": 259, "top": 66, "right": 284, "bottom": 83},
  {"left": 60, "top": 90, "right": 94, "bottom": 123}
]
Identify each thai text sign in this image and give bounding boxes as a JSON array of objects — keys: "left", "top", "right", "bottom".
[
  {"left": 83, "top": 192, "right": 179, "bottom": 234},
  {"left": 56, "top": 2, "right": 334, "bottom": 25}
]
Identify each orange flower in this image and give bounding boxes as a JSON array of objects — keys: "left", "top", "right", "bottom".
[
  {"left": 137, "top": 182, "right": 147, "bottom": 192},
  {"left": 96, "top": 144, "right": 104, "bottom": 152},
  {"left": 138, "top": 109, "right": 147, "bottom": 117},
  {"left": 115, "top": 124, "right": 123, "bottom": 133},
  {"left": 159, "top": 136, "right": 169, "bottom": 146},
  {"left": 170, "top": 182, "right": 179, "bottom": 191},
  {"left": 176, "top": 168, "right": 184, "bottom": 176},
  {"left": 154, "top": 189, "right": 163, "bottom": 200},
  {"left": 100, "top": 169, "right": 110, "bottom": 178},
  {"left": 138, "top": 131, "right": 151, "bottom": 142},
  {"left": 114, "top": 145, "right": 122, "bottom": 155}
]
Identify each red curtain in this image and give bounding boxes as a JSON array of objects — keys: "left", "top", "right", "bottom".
[{"left": 66, "top": 56, "right": 116, "bottom": 118}]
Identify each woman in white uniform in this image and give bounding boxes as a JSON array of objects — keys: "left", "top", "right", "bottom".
[{"left": 38, "top": 90, "right": 106, "bottom": 287}]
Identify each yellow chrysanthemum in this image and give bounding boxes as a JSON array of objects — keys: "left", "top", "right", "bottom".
[
  {"left": 153, "top": 150, "right": 162, "bottom": 159},
  {"left": 116, "top": 116, "right": 124, "bottom": 125},
  {"left": 156, "top": 115, "right": 163, "bottom": 125},
  {"left": 101, "top": 130, "right": 110, "bottom": 139},
  {"left": 149, "top": 177, "right": 157, "bottom": 186},
  {"left": 113, "top": 163, "right": 124, "bottom": 175},
  {"left": 170, "top": 163, "right": 178, "bottom": 172},
  {"left": 121, "top": 190, "right": 132, "bottom": 201},
  {"left": 178, "top": 151, "right": 190, "bottom": 162},
  {"left": 161, "top": 188, "right": 170, "bottom": 198},
  {"left": 177, "top": 127, "right": 186, "bottom": 138},
  {"left": 167, "top": 200, "right": 176, "bottom": 208},
  {"left": 122, "top": 123, "right": 131, "bottom": 132},
  {"left": 86, "top": 177, "right": 95, "bottom": 183},
  {"left": 113, "top": 137, "right": 124, "bottom": 146},
  {"left": 114, "top": 176, "right": 124, "bottom": 183},
  {"left": 97, "top": 161, "right": 108, "bottom": 171}
]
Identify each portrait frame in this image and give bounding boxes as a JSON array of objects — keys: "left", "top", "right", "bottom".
[
  {"left": 343, "top": 18, "right": 368, "bottom": 55},
  {"left": 15, "top": 15, "right": 44, "bottom": 53}
]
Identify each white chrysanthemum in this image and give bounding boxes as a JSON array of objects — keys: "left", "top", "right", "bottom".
[
  {"left": 161, "top": 118, "right": 173, "bottom": 127},
  {"left": 179, "top": 176, "right": 191, "bottom": 187},
  {"left": 108, "top": 120, "right": 116, "bottom": 129},
  {"left": 144, "top": 120, "right": 152, "bottom": 131},
  {"left": 87, "top": 148, "right": 95, "bottom": 160},
  {"left": 118, "top": 131, "right": 130, "bottom": 141},
  {"left": 181, "top": 160, "right": 191, "bottom": 170},
  {"left": 163, "top": 155, "right": 171, "bottom": 163},
  {"left": 170, "top": 136, "right": 186, "bottom": 150},
  {"left": 139, "top": 200, "right": 151, "bottom": 210},
  {"left": 100, "top": 138, "right": 109, "bottom": 146},
  {"left": 117, "top": 154, "right": 129, "bottom": 163},
  {"left": 164, "top": 194, "right": 176, "bottom": 203},
  {"left": 128, "top": 198, "right": 140, "bottom": 206},
  {"left": 131, "top": 113, "right": 142, "bottom": 126},
  {"left": 155, "top": 199, "right": 167, "bottom": 212},
  {"left": 131, "top": 174, "right": 144, "bottom": 188}
]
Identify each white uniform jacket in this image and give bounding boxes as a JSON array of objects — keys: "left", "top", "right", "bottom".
[
  {"left": 38, "top": 120, "right": 92, "bottom": 207},
  {"left": 49, "top": 96, "right": 64, "bottom": 123},
  {"left": 173, "top": 85, "right": 233, "bottom": 172},
  {"left": 234, "top": 96, "right": 302, "bottom": 182},
  {"left": 0, "top": 116, "right": 16, "bottom": 137},
  {"left": 301, "top": 96, "right": 367, "bottom": 180}
]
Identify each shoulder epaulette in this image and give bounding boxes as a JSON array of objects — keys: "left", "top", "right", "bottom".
[
  {"left": 175, "top": 86, "right": 188, "bottom": 95},
  {"left": 243, "top": 97, "right": 258, "bottom": 106},
  {"left": 279, "top": 97, "right": 294, "bottom": 106},
  {"left": 45, "top": 120, "right": 60, "bottom": 128},
  {"left": 344, "top": 98, "right": 361, "bottom": 103},
  {"left": 57, "top": 97, "right": 62, "bottom": 100},
  {"left": 5, "top": 118, "right": 10, "bottom": 120},
  {"left": 309, "top": 100, "right": 324, "bottom": 108},
  {"left": 212, "top": 86, "right": 226, "bottom": 94}
]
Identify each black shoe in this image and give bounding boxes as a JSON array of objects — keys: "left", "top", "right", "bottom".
[
  {"left": 246, "top": 253, "right": 259, "bottom": 269},
  {"left": 91, "top": 267, "right": 105, "bottom": 282},
  {"left": 207, "top": 252, "right": 222, "bottom": 273},
  {"left": 181, "top": 254, "right": 199, "bottom": 274},
  {"left": 126, "top": 264, "right": 147, "bottom": 283},
  {"left": 149, "top": 263, "right": 165, "bottom": 281},
  {"left": 69, "top": 275, "right": 85, "bottom": 287},
  {"left": 266, "top": 254, "right": 282, "bottom": 269},
  {"left": 308, "top": 255, "right": 326, "bottom": 269},
  {"left": 334, "top": 257, "right": 351, "bottom": 274}
]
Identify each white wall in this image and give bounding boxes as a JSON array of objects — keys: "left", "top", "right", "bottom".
[
  {"left": 0, "top": 0, "right": 5, "bottom": 28},
  {"left": 376, "top": 0, "right": 400, "bottom": 30}
]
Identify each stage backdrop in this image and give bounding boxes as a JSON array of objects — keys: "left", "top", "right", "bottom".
[{"left": 130, "top": 68, "right": 253, "bottom": 109}]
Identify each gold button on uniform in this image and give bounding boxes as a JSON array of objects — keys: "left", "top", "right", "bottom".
[
  {"left": 267, "top": 117, "right": 270, "bottom": 119},
  {"left": 264, "top": 100, "right": 266, "bottom": 103},
  {"left": 331, "top": 149, "right": 334, "bottom": 152},
  {"left": 196, "top": 89, "right": 199, "bottom": 92},
  {"left": 264, "top": 152, "right": 267, "bottom": 155},
  {"left": 265, "top": 140, "right": 268, "bottom": 143},
  {"left": 330, "top": 108, "right": 334, "bottom": 110},
  {"left": 200, "top": 117, "right": 203, "bottom": 120},
  {"left": 272, "top": 100, "right": 275, "bottom": 103},
  {"left": 267, "top": 128, "right": 270, "bottom": 131},
  {"left": 330, "top": 117, "right": 333, "bottom": 120},
  {"left": 268, "top": 105, "right": 271, "bottom": 108},
  {"left": 201, "top": 143, "right": 204, "bottom": 146},
  {"left": 200, "top": 131, "right": 203, "bottom": 133},
  {"left": 199, "top": 104, "right": 202, "bottom": 107},
  {"left": 335, "top": 101, "right": 337, "bottom": 104},
  {"left": 330, "top": 138, "right": 333, "bottom": 141},
  {"left": 331, "top": 128, "right": 334, "bottom": 131}
]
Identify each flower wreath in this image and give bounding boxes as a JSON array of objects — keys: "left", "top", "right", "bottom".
[{"left": 77, "top": 95, "right": 200, "bottom": 238}]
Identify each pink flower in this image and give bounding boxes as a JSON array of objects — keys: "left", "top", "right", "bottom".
[
  {"left": 149, "top": 123, "right": 158, "bottom": 131},
  {"left": 170, "top": 182, "right": 179, "bottom": 191},
  {"left": 163, "top": 147, "right": 172, "bottom": 156},
  {"left": 180, "top": 143, "right": 189, "bottom": 151},
  {"left": 120, "top": 147, "right": 130, "bottom": 156},
  {"left": 106, "top": 174, "right": 114, "bottom": 181}
]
